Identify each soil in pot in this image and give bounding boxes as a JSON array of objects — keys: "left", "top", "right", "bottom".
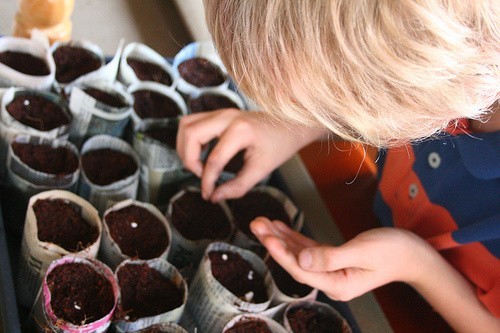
[
  {"left": 209, "top": 250, "right": 268, "bottom": 304},
  {"left": 265, "top": 257, "right": 313, "bottom": 298},
  {"left": 105, "top": 204, "right": 169, "bottom": 259},
  {"left": 225, "top": 318, "right": 273, "bottom": 333},
  {"left": 188, "top": 93, "right": 239, "bottom": 114},
  {"left": 117, "top": 263, "right": 184, "bottom": 321},
  {"left": 171, "top": 190, "right": 231, "bottom": 241},
  {"left": 12, "top": 141, "right": 78, "bottom": 175},
  {"left": 143, "top": 126, "right": 177, "bottom": 149},
  {"left": 81, "top": 148, "right": 137, "bottom": 186},
  {"left": 287, "top": 306, "right": 345, "bottom": 333},
  {"left": 46, "top": 262, "right": 115, "bottom": 325},
  {"left": 227, "top": 191, "right": 292, "bottom": 241},
  {"left": 177, "top": 57, "right": 226, "bottom": 87},
  {"left": 6, "top": 93, "right": 70, "bottom": 131},
  {"left": 83, "top": 87, "right": 128, "bottom": 108},
  {"left": 127, "top": 58, "right": 173, "bottom": 86},
  {"left": 132, "top": 90, "right": 182, "bottom": 119},
  {"left": 53, "top": 45, "right": 102, "bottom": 83},
  {"left": 34, "top": 198, "right": 99, "bottom": 252},
  {"left": 0, "top": 50, "right": 50, "bottom": 76}
]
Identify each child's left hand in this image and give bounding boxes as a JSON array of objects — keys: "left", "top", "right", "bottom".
[{"left": 250, "top": 217, "right": 437, "bottom": 301}]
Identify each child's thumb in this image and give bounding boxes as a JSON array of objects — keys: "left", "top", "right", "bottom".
[{"left": 298, "top": 245, "right": 359, "bottom": 272}]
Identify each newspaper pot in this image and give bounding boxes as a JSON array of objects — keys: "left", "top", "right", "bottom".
[
  {"left": 100, "top": 199, "right": 172, "bottom": 270},
  {"left": 38, "top": 256, "right": 119, "bottom": 333},
  {"left": 78, "top": 134, "right": 140, "bottom": 214},
  {"left": 3, "top": 134, "right": 79, "bottom": 235},
  {"left": 113, "top": 258, "right": 188, "bottom": 332},
  {"left": 17, "top": 190, "right": 101, "bottom": 309},
  {"left": 182, "top": 242, "right": 274, "bottom": 333},
  {"left": 283, "top": 300, "right": 352, "bottom": 333},
  {"left": 223, "top": 314, "right": 287, "bottom": 333}
]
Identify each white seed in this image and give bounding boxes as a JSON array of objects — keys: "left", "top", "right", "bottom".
[
  {"left": 130, "top": 222, "right": 138, "bottom": 228},
  {"left": 74, "top": 302, "right": 81, "bottom": 310},
  {"left": 247, "top": 270, "right": 254, "bottom": 280},
  {"left": 222, "top": 254, "right": 228, "bottom": 261},
  {"left": 23, "top": 100, "right": 30, "bottom": 106},
  {"left": 244, "top": 291, "right": 254, "bottom": 302}
]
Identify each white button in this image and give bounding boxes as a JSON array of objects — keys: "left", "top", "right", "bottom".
[
  {"left": 428, "top": 152, "right": 441, "bottom": 169},
  {"left": 409, "top": 183, "right": 418, "bottom": 198}
]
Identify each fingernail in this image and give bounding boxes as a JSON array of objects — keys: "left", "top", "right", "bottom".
[{"left": 299, "top": 250, "right": 312, "bottom": 269}]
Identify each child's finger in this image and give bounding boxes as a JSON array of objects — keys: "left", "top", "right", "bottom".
[{"left": 298, "top": 244, "right": 364, "bottom": 273}]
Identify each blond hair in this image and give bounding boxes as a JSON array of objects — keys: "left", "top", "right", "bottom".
[{"left": 204, "top": 0, "right": 500, "bottom": 147}]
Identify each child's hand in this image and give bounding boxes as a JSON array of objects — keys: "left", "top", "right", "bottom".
[
  {"left": 250, "top": 218, "right": 436, "bottom": 301},
  {"left": 177, "top": 109, "right": 325, "bottom": 202}
]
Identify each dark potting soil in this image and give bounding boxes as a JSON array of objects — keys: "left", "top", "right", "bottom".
[
  {"left": 53, "top": 45, "right": 102, "bottom": 83},
  {"left": 0, "top": 50, "right": 50, "bottom": 76},
  {"left": 266, "top": 257, "right": 313, "bottom": 298},
  {"left": 11, "top": 141, "right": 78, "bottom": 175},
  {"left": 6, "top": 93, "right": 70, "bottom": 131},
  {"left": 209, "top": 250, "right": 268, "bottom": 304},
  {"left": 225, "top": 318, "right": 273, "bottom": 333},
  {"left": 132, "top": 90, "right": 182, "bottom": 119},
  {"left": 223, "top": 150, "right": 245, "bottom": 174},
  {"left": 138, "top": 326, "right": 171, "bottom": 333},
  {"left": 46, "top": 262, "right": 115, "bottom": 326},
  {"left": 33, "top": 198, "right": 98, "bottom": 252},
  {"left": 105, "top": 204, "right": 169, "bottom": 259},
  {"left": 287, "top": 306, "right": 345, "bottom": 333},
  {"left": 171, "top": 190, "right": 231, "bottom": 241},
  {"left": 144, "top": 126, "right": 177, "bottom": 149},
  {"left": 227, "top": 191, "right": 292, "bottom": 240},
  {"left": 177, "top": 57, "right": 226, "bottom": 87},
  {"left": 127, "top": 58, "right": 173, "bottom": 86},
  {"left": 188, "top": 93, "right": 239, "bottom": 113},
  {"left": 81, "top": 148, "right": 137, "bottom": 186},
  {"left": 83, "top": 88, "right": 128, "bottom": 108},
  {"left": 117, "top": 263, "right": 184, "bottom": 321}
]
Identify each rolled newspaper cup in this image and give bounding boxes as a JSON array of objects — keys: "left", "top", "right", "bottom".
[
  {"left": 172, "top": 41, "right": 230, "bottom": 96},
  {"left": 119, "top": 42, "right": 175, "bottom": 87},
  {"left": 100, "top": 199, "right": 172, "bottom": 270},
  {"left": 183, "top": 242, "right": 274, "bottom": 333},
  {"left": 4, "top": 135, "right": 80, "bottom": 234},
  {"left": 0, "top": 32, "right": 55, "bottom": 90},
  {"left": 127, "top": 322, "right": 189, "bottom": 333},
  {"left": 17, "top": 190, "right": 102, "bottom": 309},
  {"left": 0, "top": 87, "right": 72, "bottom": 140},
  {"left": 283, "top": 300, "right": 352, "bottom": 333},
  {"left": 41, "top": 256, "right": 119, "bottom": 333},
  {"left": 68, "top": 80, "right": 133, "bottom": 147},
  {"left": 133, "top": 120, "right": 190, "bottom": 206},
  {"left": 78, "top": 134, "right": 140, "bottom": 214},
  {"left": 186, "top": 87, "right": 246, "bottom": 114},
  {"left": 223, "top": 314, "right": 287, "bottom": 333},
  {"left": 165, "top": 187, "right": 234, "bottom": 279},
  {"left": 128, "top": 81, "right": 187, "bottom": 132},
  {"left": 113, "top": 258, "right": 188, "bottom": 333},
  {"left": 51, "top": 39, "right": 105, "bottom": 91}
]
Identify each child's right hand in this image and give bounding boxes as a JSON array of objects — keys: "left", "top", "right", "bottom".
[{"left": 177, "top": 108, "right": 325, "bottom": 202}]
